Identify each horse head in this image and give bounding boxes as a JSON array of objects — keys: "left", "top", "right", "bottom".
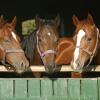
[
  {"left": 71, "top": 13, "right": 100, "bottom": 72},
  {"left": 0, "top": 16, "right": 29, "bottom": 74},
  {"left": 35, "top": 15, "right": 60, "bottom": 73}
]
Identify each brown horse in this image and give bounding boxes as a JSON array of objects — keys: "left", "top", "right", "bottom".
[
  {"left": 21, "top": 15, "right": 60, "bottom": 74},
  {"left": 0, "top": 16, "right": 29, "bottom": 74},
  {"left": 71, "top": 13, "right": 100, "bottom": 72}
]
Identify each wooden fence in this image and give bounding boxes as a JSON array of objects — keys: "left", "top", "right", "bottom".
[
  {"left": 0, "top": 65, "right": 100, "bottom": 72},
  {"left": 0, "top": 78, "right": 100, "bottom": 100}
]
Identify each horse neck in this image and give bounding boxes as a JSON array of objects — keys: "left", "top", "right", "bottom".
[
  {"left": 93, "top": 40, "right": 100, "bottom": 64},
  {"left": 56, "top": 38, "right": 74, "bottom": 65}
]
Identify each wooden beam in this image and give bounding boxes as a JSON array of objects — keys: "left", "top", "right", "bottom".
[{"left": 0, "top": 65, "right": 99, "bottom": 72}]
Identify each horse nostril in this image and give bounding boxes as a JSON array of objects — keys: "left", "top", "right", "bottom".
[
  {"left": 21, "top": 61, "right": 25, "bottom": 67},
  {"left": 72, "top": 61, "right": 82, "bottom": 72},
  {"left": 21, "top": 62, "right": 23, "bottom": 67}
]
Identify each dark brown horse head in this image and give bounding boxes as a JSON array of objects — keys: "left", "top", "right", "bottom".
[
  {"left": 71, "top": 13, "right": 99, "bottom": 72},
  {"left": 35, "top": 15, "right": 60, "bottom": 73},
  {"left": 0, "top": 16, "right": 29, "bottom": 74}
]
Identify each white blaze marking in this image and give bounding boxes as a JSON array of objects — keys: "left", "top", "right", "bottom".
[
  {"left": 47, "top": 32, "right": 51, "bottom": 36},
  {"left": 73, "top": 29, "right": 86, "bottom": 69},
  {"left": 11, "top": 32, "right": 17, "bottom": 42}
]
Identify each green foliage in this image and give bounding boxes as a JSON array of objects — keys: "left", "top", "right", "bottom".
[{"left": 22, "top": 19, "right": 36, "bottom": 35}]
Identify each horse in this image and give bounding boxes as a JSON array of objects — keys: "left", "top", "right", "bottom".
[
  {"left": 21, "top": 15, "right": 60, "bottom": 75},
  {"left": 71, "top": 13, "right": 100, "bottom": 72},
  {"left": 55, "top": 37, "right": 74, "bottom": 65},
  {"left": 0, "top": 16, "right": 29, "bottom": 74}
]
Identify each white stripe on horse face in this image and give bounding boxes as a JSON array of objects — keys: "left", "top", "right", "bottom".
[
  {"left": 73, "top": 29, "right": 86, "bottom": 69},
  {"left": 11, "top": 32, "right": 18, "bottom": 42}
]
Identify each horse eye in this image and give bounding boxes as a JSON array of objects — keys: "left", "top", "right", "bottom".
[
  {"left": 87, "top": 38, "right": 92, "bottom": 41},
  {"left": 38, "top": 38, "right": 42, "bottom": 42}
]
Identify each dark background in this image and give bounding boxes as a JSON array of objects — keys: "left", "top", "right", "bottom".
[{"left": 0, "top": 0, "right": 99, "bottom": 36}]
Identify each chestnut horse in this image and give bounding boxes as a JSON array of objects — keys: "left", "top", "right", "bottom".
[
  {"left": 21, "top": 15, "right": 60, "bottom": 75},
  {"left": 56, "top": 37, "right": 74, "bottom": 65},
  {"left": 0, "top": 16, "right": 29, "bottom": 74},
  {"left": 71, "top": 13, "right": 100, "bottom": 72}
]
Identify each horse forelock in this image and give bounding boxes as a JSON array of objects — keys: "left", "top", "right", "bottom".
[{"left": 0, "top": 19, "right": 8, "bottom": 28}]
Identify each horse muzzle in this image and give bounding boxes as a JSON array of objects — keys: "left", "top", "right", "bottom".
[
  {"left": 6, "top": 52, "right": 29, "bottom": 74},
  {"left": 45, "top": 62, "right": 56, "bottom": 74},
  {"left": 71, "top": 60, "right": 83, "bottom": 73},
  {"left": 13, "top": 58, "right": 29, "bottom": 74}
]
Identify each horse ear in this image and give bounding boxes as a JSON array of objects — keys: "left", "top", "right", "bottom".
[
  {"left": 72, "top": 15, "right": 80, "bottom": 26},
  {"left": 35, "top": 15, "right": 43, "bottom": 29},
  {"left": 0, "top": 15, "right": 4, "bottom": 28},
  {"left": 87, "top": 13, "right": 94, "bottom": 25},
  {"left": 35, "top": 15, "right": 40, "bottom": 29},
  {"left": 11, "top": 16, "right": 17, "bottom": 28},
  {"left": 54, "top": 14, "right": 60, "bottom": 28},
  {"left": 0, "top": 15, "right": 4, "bottom": 21},
  {"left": 0, "top": 15, "right": 4, "bottom": 23}
]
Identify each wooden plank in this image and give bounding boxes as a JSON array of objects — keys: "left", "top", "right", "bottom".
[
  {"left": 0, "top": 99, "right": 41, "bottom": 100},
  {"left": 54, "top": 78, "right": 67, "bottom": 97},
  {"left": 98, "top": 78, "right": 100, "bottom": 100},
  {"left": 0, "top": 65, "right": 100, "bottom": 72},
  {"left": 41, "top": 79, "right": 53, "bottom": 97},
  {"left": 81, "top": 78, "right": 98, "bottom": 100},
  {"left": 67, "top": 79, "right": 80, "bottom": 99},
  {"left": 14, "top": 79, "right": 27, "bottom": 98},
  {"left": 0, "top": 98, "right": 67, "bottom": 100},
  {"left": 28, "top": 79, "right": 40, "bottom": 98},
  {"left": 0, "top": 79, "right": 13, "bottom": 98},
  {"left": 41, "top": 97, "right": 68, "bottom": 100}
]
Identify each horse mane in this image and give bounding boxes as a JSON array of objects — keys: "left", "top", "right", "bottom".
[
  {"left": 43, "top": 19, "right": 61, "bottom": 35},
  {"left": 21, "top": 30, "right": 37, "bottom": 63}
]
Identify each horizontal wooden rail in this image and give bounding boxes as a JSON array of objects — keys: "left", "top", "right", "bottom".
[{"left": 0, "top": 65, "right": 100, "bottom": 72}]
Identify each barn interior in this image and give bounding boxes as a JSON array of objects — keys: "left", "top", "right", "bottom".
[
  {"left": 0, "top": 0, "right": 100, "bottom": 78},
  {"left": 0, "top": 0, "right": 99, "bottom": 36}
]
